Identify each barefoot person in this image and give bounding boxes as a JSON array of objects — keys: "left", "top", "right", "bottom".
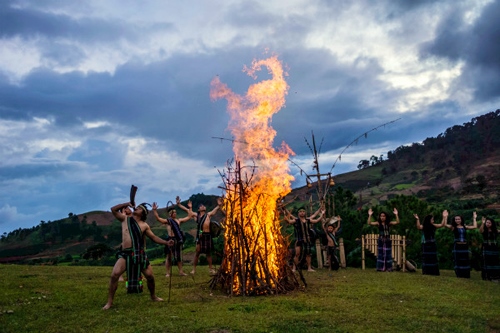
[
  {"left": 177, "top": 197, "right": 223, "bottom": 275},
  {"left": 367, "top": 208, "right": 400, "bottom": 272},
  {"left": 102, "top": 201, "right": 173, "bottom": 310},
  {"left": 152, "top": 198, "right": 192, "bottom": 277},
  {"left": 323, "top": 216, "right": 341, "bottom": 271},
  {"left": 283, "top": 206, "right": 325, "bottom": 272}
]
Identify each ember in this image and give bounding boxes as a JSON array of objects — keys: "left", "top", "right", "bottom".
[{"left": 209, "top": 55, "right": 300, "bottom": 295}]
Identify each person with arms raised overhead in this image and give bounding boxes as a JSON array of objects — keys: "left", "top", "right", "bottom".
[
  {"left": 443, "top": 211, "right": 477, "bottom": 278},
  {"left": 177, "top": 197, "right": 223, "bottom": 275},
  {"left": 414, "top": 210, "right": 447, "bottom": 275},
  {"left": 152, "top": 197, "right": 193, "bottom": 277},
  {"left": 323, "top": 216, "right": 342, "bottom": 271},
  {"left": 367, "top": 208, "right": 400, "bottom": 272},
  {"left": 283, "top": 205, "right": 325, "bottom": 272}
]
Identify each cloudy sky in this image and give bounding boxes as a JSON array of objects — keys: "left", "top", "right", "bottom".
[{"left": 1, "top": 0, "right": 499, "bottom": 235}]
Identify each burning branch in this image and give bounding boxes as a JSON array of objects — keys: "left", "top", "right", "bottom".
[{"left": 211, "top": 161, "right": 300, "bottom": 295}]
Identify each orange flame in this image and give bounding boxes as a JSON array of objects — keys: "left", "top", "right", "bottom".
[{"left": 210, "top": 55, "right": 295, "bottom": 294}]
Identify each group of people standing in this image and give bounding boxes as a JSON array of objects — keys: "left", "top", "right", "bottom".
[
  {"left": 368, "top": 208, "right": 499, "bottom": 280},
  {"left": 284, "top": 204, "right": 499, "bottom": 281},
  {"left": 103, "top": 192, "right": 498, "bottom": 310},
  {"left": 102, "top": 196, "right": 222, "bottom": 310},
  {"left": 283, "top": 205, "right": 342, "bottom": 272}
]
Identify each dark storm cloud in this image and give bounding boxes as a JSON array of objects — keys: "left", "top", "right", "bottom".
[
  {"left": 0, "top": 47, "right": 272, "bottom": 165},
  {"left": 468, "top": 1, "right": 500, "bottom": 69},
  {"left": 270, "top": 47, "right": 400, "bottom": 156},
  {"left": 420, "top": 0, "right": 500, "bottom": 101},
  {"left": 0, "top": 0, "right": 173, "bottom": 42},
  {"left": 0, "top": 162, "right": 82, "bottom": 181},
  {"left": 419, "top": 8, "right": 467, "bottom": 61}
]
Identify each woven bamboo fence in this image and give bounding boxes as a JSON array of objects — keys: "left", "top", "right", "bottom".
[{"left": 361, "top": 234, "right": 406, "bottom": 271}]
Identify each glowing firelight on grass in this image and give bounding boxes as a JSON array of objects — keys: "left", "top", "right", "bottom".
[{"left": 210, "top": 55, "right": 300, "bottom": 295}]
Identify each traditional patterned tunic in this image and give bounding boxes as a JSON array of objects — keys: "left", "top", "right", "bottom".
[
  {"left": 327, "top": 231, "right": 339, "bottom": 271},
  {"left": 196, "top": 214, "right": 213, "bottom": 254},
  {"left": 164, "top": 218, "right": 185, "bottom": 263},
  {"left": 117, "top": 217, "right": 148, "bottom": 293},
  {"left": 293, "top": 218, "right": 313, "bottom": 256}
]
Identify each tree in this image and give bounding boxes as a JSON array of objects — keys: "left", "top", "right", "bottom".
[
  {"left": 357, "top": 160, "right": 370, "bottom": 170},
  {"left": 369, "top": 155, "right": 379, "bottom": 166}
]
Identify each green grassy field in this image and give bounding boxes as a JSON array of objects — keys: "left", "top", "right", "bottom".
[{"left": 0, "top": 264, "right": 499, "bottom": 333}]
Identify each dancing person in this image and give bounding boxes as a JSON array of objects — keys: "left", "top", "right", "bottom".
[
  {"left": 102, "top": 201, "right": 173, "bottom": 310},
  {"left": 443, "top": 211, "right": 478, "bottom": 278},
  {"left": 367, "top": 208, "right": 400, "bottom": 272},
  {"left": 323, "top": 216, "right": 341, "bottom": 271},
  {"left": 479, "top": 216, "right": 500, "bottom": 281},
  {"left": 283, "top": 206, "right": 325, "bottom": 272},
  {"left": 177, "top": 197, "right": 223, "bottom": 275},
  {"left": 152, "top": 199, "right": 192, "bottom": 277},
  {"left": 118, "top": 205, "right": 133, "bottom": 282},
  {"left": 414, "top": 210, "right": 447, "bottom": 275}
]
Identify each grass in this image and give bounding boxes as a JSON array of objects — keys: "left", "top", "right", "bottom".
[
  {"left": 393, "top": 183, "right": 415, "bottom": 191},
  {"left": 1, "top": 264, "right": 499, "bottom": 333}
]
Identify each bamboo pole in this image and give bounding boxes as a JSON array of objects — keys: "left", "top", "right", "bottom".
[
  {"left": 315, "top": 239, "right": 322, "bottom": 269},
  {"left": 402, "top": 236, "right": 406, "bottom": 273},
  {"left": 339, "top": 238, "right": 346, "bottom": 268},
  {"left": 361, "top": 235, "right": 365, "bottom": 270}
]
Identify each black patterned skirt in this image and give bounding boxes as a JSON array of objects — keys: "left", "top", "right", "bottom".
[
  {"left": 421, "top": 241, "right": 439, "bottom": 276},
  {"left": 453, "top": 242, "right": 470, "bottom": 278},
  {"left": 377, "top": 237, "right": 393, "bottom": 272},
  {"left": 481, "top": 242, "right": 500, "bottom": 280}
]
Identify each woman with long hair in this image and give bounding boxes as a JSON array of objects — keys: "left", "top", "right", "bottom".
[
  {"left": 414, "top": 210, "right": 447, "bottom": 275},
  {"left": 480, "top": 216, "right": 500, "bottom": 281},
  {"left": 444, "top": 211, "right": 478, "bottom": 278},
  {"left": 367, "top": 208, "right": 400, "bottom": 272}
]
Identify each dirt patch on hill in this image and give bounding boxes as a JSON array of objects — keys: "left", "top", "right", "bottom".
[{"left": 78, "top": 211, "right": 115, "bottom": 226}]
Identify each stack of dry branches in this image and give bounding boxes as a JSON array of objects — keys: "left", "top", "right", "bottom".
[{"left": 210, "top": 161, "right": 300, "bottom": 295}]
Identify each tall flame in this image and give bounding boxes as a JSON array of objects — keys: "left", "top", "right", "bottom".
[{"left": 210, "top": 55, "right": 296, "bottom": 295}]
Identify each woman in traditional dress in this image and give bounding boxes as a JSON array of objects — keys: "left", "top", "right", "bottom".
[
  {"left": 444, "top": 211, "right": 477, "bottom": 278},
  {"left": 414, "top": 210, "right": 447, "bottom": 275},
  {"left": 480, "top": 216, "right": 500, "bottom": 281},
  {"left": 367, "top": 208, "right": 400, "bottom": 272}
]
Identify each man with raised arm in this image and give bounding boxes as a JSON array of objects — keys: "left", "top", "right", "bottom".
[
  {"left": 152, "top": 199, "right": 193, "bottom": 277},
  {"left": 177, "top": 197, "right": 223, "bottom": 275},
  {"left": 283, "top": 206, "right": 325, "bottom": 272},
  {"left": 102, "top": 201, "right": 173, "bottom": 310},
  {"left": 323, "top": 216, "right": 342, "bottom": 271}
]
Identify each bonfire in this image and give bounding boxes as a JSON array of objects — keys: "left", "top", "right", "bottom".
[{"left": 209, "top": 55, "right": 301, "bottom": 295}]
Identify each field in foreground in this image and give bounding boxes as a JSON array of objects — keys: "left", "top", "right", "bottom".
[{"left": 0, "top": 264, "right": 499, "bottom": 333}]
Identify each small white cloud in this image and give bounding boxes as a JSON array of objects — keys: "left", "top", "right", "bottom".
[
  {"left": 83, "top": 121, "right": 110, "bottom": 129},
  {"left": 0, "top": 204, "right": 18, "bottom": 225}
]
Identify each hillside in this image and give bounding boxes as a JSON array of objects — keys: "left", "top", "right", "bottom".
[
  {"left": 1, "top": 109, "right": 499, "bottom": 263},
  {"left": 289, "top": 109, "right": 500, "bottom": 210}
]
